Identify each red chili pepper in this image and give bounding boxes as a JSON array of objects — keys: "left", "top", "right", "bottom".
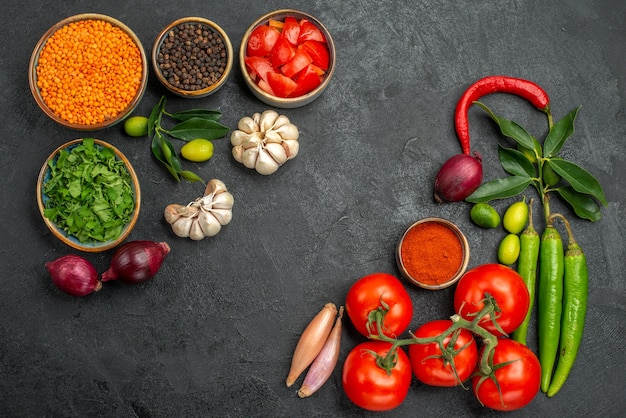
[{"left": 455, "top": 76, "right": 551, "bottom": 155}]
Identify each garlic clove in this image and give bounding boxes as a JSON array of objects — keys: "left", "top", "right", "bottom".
[
  {"left": 263, "top": 130, "right": 283, "bottom": 144},
  {"left": 189, "top": 219, "right": 205, "bottom": 241},
  {"left": 264, "top": 142, "right": 288, "bottom": 165},
  {"left": 273, "top": 114, "right": 292, "bottom": 129},
  {"left": 255, "top": 148, "right": 280, "bottom": 175},
  {"left": 209, "top": 208, "right": 233, "bottom": 225},
  {"left": 205, "top": 179, "right": 228, "bottom": 197},
  {"left": 210, "top": 191, "right": 234, "bottom": 210},
  {"left": 171, "top": 216, "right": 194, "bottom": 238},
  {"left": 282, "top": 139, "right": 300, "bottom": 160},
  {"left": 197, "top": 211, "right": 222, "bottom": 237},
  {"left": 240, "top": 134, "right": 262, "bottom": 149},
  {"left": 260, "top": 109, "right": 280, "bottom": 132},
  {"left": 237, "top": 116, "right": 258, "bottom": 134},
  {"left": 232, "top": 145, "right": 244, "bottom": 163},
  {"left": 252, "top": 112, "right": 262, "bottom": 127},
  {"left": 242, "top": 146, "right": 260, "bottom": 169},
  {"left": 274, "top": 123, "right": 300, "bottom": 141},
  {"left": 164, "top": 204, "right": 185, "bottom": 225},
  {"left": 230, "top": 130, "right": 251, "bottom": 146}
]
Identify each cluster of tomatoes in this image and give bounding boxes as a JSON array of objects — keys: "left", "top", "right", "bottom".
[
  {"left": 342, "top": 264, "right": 541, "bottom": 412},
  {"left": 244, "top": 17, "right": 330, "bottom": 98}
]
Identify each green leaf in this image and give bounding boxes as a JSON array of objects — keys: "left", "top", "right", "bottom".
[
  {"left": 474, "top": 101, "right": 536, "bottom": 150},
  {"left": 167, "top": 118, "right": 229, "bottom": 141},
  {"left": 179, "top": 170, "right": 205, "bottom": 183},
  {"left": 169, "top": 109, "right": 222, "bottom": 122},
  {"left": 466, "top": 176, "right": 532, "bottom": 203},
  {"left": 548, "top": 158, "right": 607, "bottom": 205},
  {"left": 151, "top": 135, "right": 180, "bottom": 181},
  {"left": 543, "top": 106, "right": 581, "bottom": 157},
  {"left": 555, "top": 186, "right": 602, "bottom": 222},
  {"left": 148, "top": 96, "right": 166, "bottom": 138},
  {"left": 498, "top": 145, "right": 536, "bottom": 178}
]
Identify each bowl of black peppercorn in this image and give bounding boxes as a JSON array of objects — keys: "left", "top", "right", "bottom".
[{"left": 152, "top": 17, "right": 233, "bottom": 98}]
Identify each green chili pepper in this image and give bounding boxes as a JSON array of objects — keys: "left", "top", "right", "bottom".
[
  {"left": 546, "top": 215, "right": 588, "bottom": 397},
  {"left": 537, "top": 219, "right": 564, "bottom": 393},
  {"left": 512, "top": 199, "right": 540, "bottom": 345}
]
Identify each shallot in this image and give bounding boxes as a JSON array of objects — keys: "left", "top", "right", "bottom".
[
  {"left": 101, "top": 240, "right": 170, "bottom": 284},
  {"left": 298, "top": 306, "right": 344, "bottom": 398},
  {"left": 45, "top": 254, "right": 102, "bottom": 297},
  {"left": 434, "top": 152, "right": 483, "bottom": 202},
  {"left": 286, "top": 303, "right": 338, "bottom": 387}
]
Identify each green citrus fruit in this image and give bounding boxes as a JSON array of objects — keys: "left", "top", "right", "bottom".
[
  {"left": 470, "top": 203, "right": 501, "bottom": 229},
  {"left": 124, "top": 116, "right": 149, "bottom": 137},
  {"left": 498, "top": 233, "right": 521, "bottom": 265},
  {"left": 503, "top": 200, "right": 529, "bottom": 234},
  {"left": 181, "top": 139, "right": 214, "bottom": 162}
]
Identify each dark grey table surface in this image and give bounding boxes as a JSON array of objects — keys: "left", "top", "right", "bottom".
[{"left": 2, "top": 0, "right": 624, "bottom": 417}]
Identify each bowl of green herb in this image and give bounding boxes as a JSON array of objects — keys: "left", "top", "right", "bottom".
[{"left": 37, "top": 138, "right": 141, "bottom": 252}]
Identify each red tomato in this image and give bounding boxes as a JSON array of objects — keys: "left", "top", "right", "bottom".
[
  {"left": 453, "top": 264, "right": 529, "bottom": 336},
  {"left": 345, "top": 272, "right": 413, "bottom": 339},
  {"left": 266, "top": 71, "right": 297, "bottom": 97},
  {"left": 244, "top": 56, "right": 273, "bottom": 82},
  {"left": 291, "top": 64, "right": 322, "bottom": 97},
  {"left": 246, "top": 25, "right": 281, "bottom": 57},
  {"left": 408, "top": 319, "right": 478, "bottom": 387},
  {"left": 472, "top": 338, "right": 541, "bottom": 411},
  {"left": 299, "top": 40, "right": 330, "bottom": 70},
  {"left": 257, "top": 78, "right": 274, "bottom": 95},
  {"left": 271, "top": 36, "right": 295, "bottom": 68},
  {"left": 280, "top": 49, "right": 312, "bottom": 78},
  {"left": 282, "top": 16, "right": 300, "bottom": 45},
  {"left": 342, "top": 341, "right": 412, "bottom": 412},
  {"left": 298, "top": 19, "right": 326, "bottom": 43}
]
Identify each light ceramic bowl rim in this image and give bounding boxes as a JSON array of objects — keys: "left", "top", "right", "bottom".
[
  {"left": 239, "top": 9, "right": 336, "bottom": 108},
  {"left": 152, "top": 16, "right": 234, "bottom": 98},
  {"left": 28, "top": 13, "right": 148, "bottom": 131},
  {"left": 396, "top": 217, "right": 470, "bottom": 290},
  {"left": 36, "top": 138, "right": 141, "bottom": 252}
]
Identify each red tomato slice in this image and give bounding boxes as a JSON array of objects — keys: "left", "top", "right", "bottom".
[
  {"left": 281, "top": 49, "right": 312, "bottom": 78},
  {"left": 290, "top": 64, "right": 322, "bottom": 97},
  {"left": 282, "top": 16, "right": 300, "bottom": 45},
  {"left": 247, "top": 25, "right": 281, "bottom": 57},
  {"left": 267, "top": 71, "right": 297, "bottom": 97},
  {"left": 257, "top": 78, "right": 275, "bottom": 95},
  {"left": 244, "top": 56, "right": 274, "bottom": 83},
  {"left": 299, "top": 40, "right": 329, "bottom": 71},
  {"left": 298, "top": 19, "right": 326, "bottom": 43},
  {"left": 271, "top": 36, "right": 296, "bottom": 68}
]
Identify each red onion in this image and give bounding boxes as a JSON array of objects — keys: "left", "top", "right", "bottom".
[
  {"left": 45, "top": 255, "right": 102, "bottom": 297},
  {"left": 101, "top": 240, "right": 170, "bottom": 284},
  {"left": 434, "top": 152, "right": 483, "bottom": 202}
]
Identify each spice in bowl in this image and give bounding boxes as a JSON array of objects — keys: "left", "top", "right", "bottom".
[
  {"left": 152, "top": 17, "right": 233, "bottom": 98},
  {"left": 396, "top": 218, "right": 470, "bottom": 289},
  {"left": 29, "top": 14, "right": 147, "bottom": 129}
]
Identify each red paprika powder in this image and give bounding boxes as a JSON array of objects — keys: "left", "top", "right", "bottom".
[{"left": 397, "top": 219, "right": 467, "bottom": 288}]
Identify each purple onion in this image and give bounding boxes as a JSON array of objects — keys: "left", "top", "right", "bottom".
[
  {"left": 45, "top": 255, "right": 102, "bottom": 297},
  {"left": 434, "top": 152, "right": 483, "bottom": 202},
  {"left": 101, "top": 240, "right": 170, "bottom": 284}
]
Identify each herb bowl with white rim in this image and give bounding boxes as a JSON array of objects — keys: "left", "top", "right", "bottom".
[{"left": 36, "top": 138, "right": 141, "bottom": 252}]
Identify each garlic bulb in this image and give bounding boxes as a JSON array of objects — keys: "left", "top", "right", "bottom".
[
  {"left": 163, "top": 179, "right": 234, "bottom": 240},
  {"left": 230, "top": 110, "right": 300, "bottom": 175}
]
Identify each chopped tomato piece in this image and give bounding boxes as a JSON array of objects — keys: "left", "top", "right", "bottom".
[
  {"left": 281, "top": 49, "right": 312, "bottom": 78},
  {"left": 267, "top": 71, "right": 298, "bottom": 97},
  {"left": 290, "top": 64, "right": 322, "bottom": 97},
  {"left": 299, "top": 40, "right": 329, "bottom": 71},
  {"left": 257, "top": 78, "right": 275, "bottom": 95},
  {"left": 282, "top": 16, "right": 301, "bottom": 45},
  {"left": 298, "top": 20, "right": 326, "bottom": 43},
  {"left": 271, "top": 36, "right": 296, "bottom": 68},
  {"left": 247, "top": 25, "right": 281, "bottom": 57},
  {"left": 244, "top": 56, "right": 274, "bottom": 83},
  {"left": 268, "top": 19, "right": 284, "bottom": 30}
]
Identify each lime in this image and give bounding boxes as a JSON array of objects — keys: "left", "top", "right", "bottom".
[
  {"left": 470, "top": 203, "right": 501, "bottom": 229},
  {"left": 503, "top": 200, "right": 529, "bottom": 234},
  {"left": 181, "top": 139, "right": 214, "bottom": 162},
  {"left": 124, "top": 116, "right": 149, "bottom": 137},
  {"left": 498, "top": 233, "right": 521, "bottom": 265}
]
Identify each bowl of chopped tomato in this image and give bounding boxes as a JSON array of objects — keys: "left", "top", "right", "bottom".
[{"left": 240, "top": 9, "right": 335, "bottom": 108}]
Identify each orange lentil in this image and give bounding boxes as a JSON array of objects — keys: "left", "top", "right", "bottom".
[{"left": 36, "top": 19, "right": 143, "bottom": 126}]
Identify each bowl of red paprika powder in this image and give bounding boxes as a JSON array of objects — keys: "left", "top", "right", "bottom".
[{"left": 396, "top": 218, "right": 470, "bottom": 290}]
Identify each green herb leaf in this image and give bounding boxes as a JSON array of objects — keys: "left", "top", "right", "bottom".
[
  {"left": 148, "top": 96, "right": 166, "bottom": 138},
  {"left": 466, "top": 175, "right": 532, "bottom": 203},
  {"left": 474, "top": 101, "right": 537, "bottom": 151},
  {"left": 555, "top": 185, "right": 602, "bottom": 222},
  {"left": 179, "top": 170, "right": 205, "bottom": 183},
  {"left": 543, "top": 106, "right": 581, "bottom": 158},
  {"left": 169, "top": 109, "right": 222, "bottom": 122},
  {"left": 498, "top": 145, "right": 536, "bottom": 178},
  {"left": 547, "top": 157, "right": 607, "bottom": 205},
  {"left": 151, "top": 135, "right": 180, "bottom": 182},
  {"left": 167, "top": 117, "right": 229, "bottom": 141}
]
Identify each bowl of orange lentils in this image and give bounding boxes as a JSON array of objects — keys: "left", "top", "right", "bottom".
[{"left": 28, "top": 14, "right": 148, "bottom": 131}]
